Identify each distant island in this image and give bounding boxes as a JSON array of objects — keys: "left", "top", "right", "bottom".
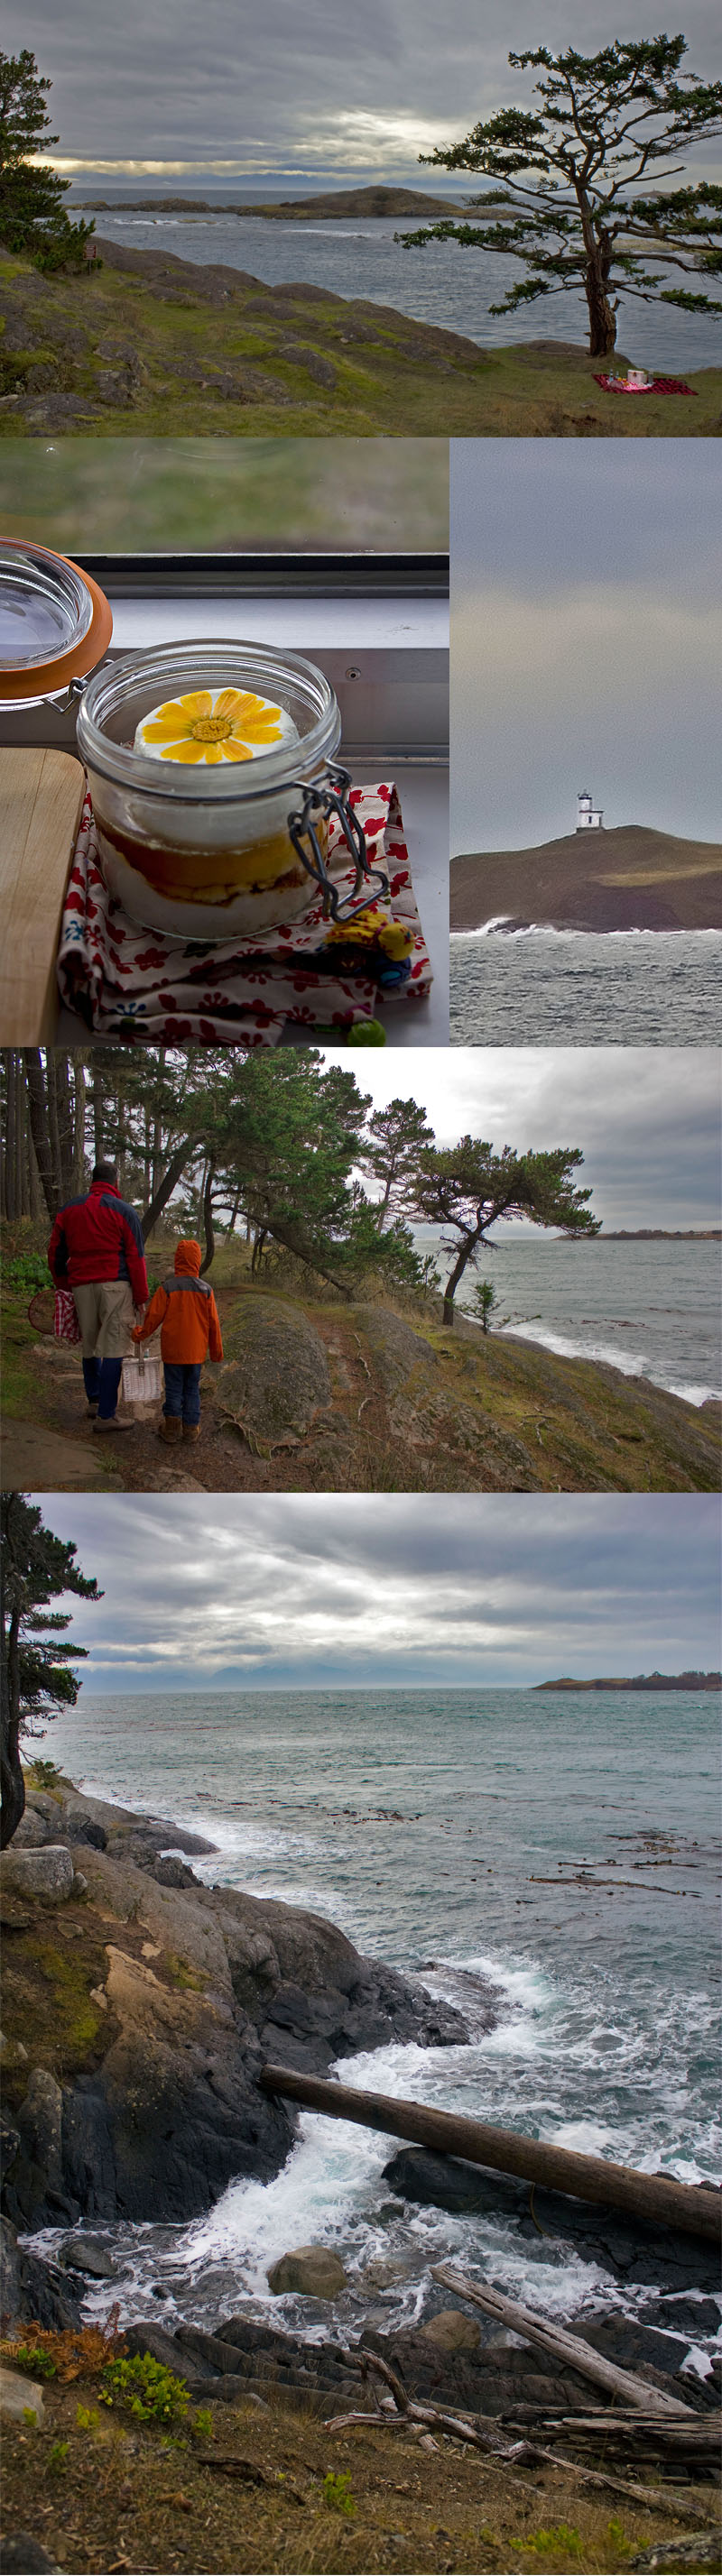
[
  {"left": 69, "top": 187, "right": 461, "bottom": 219},
  {"left": 450, "top": 824, "right": 722, "bottom": 934},
  {"left": 597, "top": 1229, "right": 720, "bottom": 1240},
  {"left": 536, "top": 1671, "right": 722, "bottom": 1691}
]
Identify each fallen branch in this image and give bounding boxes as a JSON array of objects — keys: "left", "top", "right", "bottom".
[
  {"left": 430, "top": 2266, "right": 695, "bottom": 2421},
  {"left": 194, "top": 2453, "right": 306, "bottom": 2505},
  {"left": 324, "top": 2356, "right": 713, "bottom": 2522}
]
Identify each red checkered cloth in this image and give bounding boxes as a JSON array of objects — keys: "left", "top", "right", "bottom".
[
  {"left": 594, "top": 373, "right": 697, "bottom": 396},
  {"left": 57, "top": 783, "right": 431, "bottom": 1044},
  {"left": 54, "top": 1287, "right": 82, "bottom": 1343}
]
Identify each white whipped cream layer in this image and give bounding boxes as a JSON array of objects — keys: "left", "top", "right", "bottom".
[{"left": 134, "top": 685, "right": 300, "bottom": 767}]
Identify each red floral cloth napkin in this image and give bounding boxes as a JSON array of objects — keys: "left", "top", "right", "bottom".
[
  {"left": 57, "top": 783, "right": 431, "bottom": 1044},
  {"left": 594, "top": 373, "right": 697, "bottom": 396}
]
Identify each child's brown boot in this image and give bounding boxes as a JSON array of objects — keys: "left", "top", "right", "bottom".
[
  {"left": 157, "top": 1417, "right": 183, "bottom": 1444},
  {"left": 182, "top": 1423, "right": 201, "bottom": 1441}
]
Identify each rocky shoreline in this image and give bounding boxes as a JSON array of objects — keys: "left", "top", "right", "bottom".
[{"left": 1, "top": 1777, "right": 719, "bottom": 2433}]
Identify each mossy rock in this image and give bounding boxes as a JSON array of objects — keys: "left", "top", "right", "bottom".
[
  {"left": 348, "top": 1303, "right": 439, "bottom": 1396},
  {"left": 218, "top": 1297, "right": 332, "bottom": 1448}
]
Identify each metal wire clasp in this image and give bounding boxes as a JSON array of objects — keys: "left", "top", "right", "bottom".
[{"left": 287, "top": 764, "right": 390, "bottom": 923}]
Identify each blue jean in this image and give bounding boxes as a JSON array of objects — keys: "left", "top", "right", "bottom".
[
  {"left": 83, "top": 1355, "right": 123, "bottom": 1420},
  {"left": 163, "top": 1361, "right": 202, "bottom": 1425}
]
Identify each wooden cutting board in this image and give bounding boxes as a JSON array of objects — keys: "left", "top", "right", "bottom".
[{"left": 0, "top": 749, "right": 86, "bottom": 1043}]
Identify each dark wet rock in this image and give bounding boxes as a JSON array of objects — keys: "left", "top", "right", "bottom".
[
  {"left": 58, "top": 2232, "right": 117, "bottom": 2279},
  {"left": 64, "top": 1813, "right": 107, "bottom": 1851},
  {"left": 1, "top": 1786, "right": 472, "bottom": 2247},
  {"left": 0, "top": 2216, "right": 81, "bottom": 2332},
  {"left": 382, "top": 2149, "right": 722, "bottom": 2295}
]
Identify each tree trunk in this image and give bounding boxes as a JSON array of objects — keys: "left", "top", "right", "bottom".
[
  {"left": 71, "top": 1054, "right": 87, "bottom": 1191},
  {"left": 46, "top": 1050, "right": 63, "bottom": 1201},
  {"left": 142, "top": 1137, "right": 196, "bottom": 1240},
  {"left": 200, "top": 1161, "right": 216, "bottom": 1274},
  {"left": 5, "top": 1052, "right": 18, "bottom": 1219},
  {"left": 580, "top": 213, "right": 616, "bottom": 354},
  {"left": 430, "top": 2270, "right": 693, "bottom": 2421},
  {"left": 23, "top": 1052, "right": 57, "bottom": 1222},
  {"left": 259, "top": 2064, "right": 722, "bottom": 2247},
  {"left": 442, "top": 1229, "right": 480, "bottom": 1327},
  {"left": 151, "top": 1049, "right": 167, "bottom": 1203}
]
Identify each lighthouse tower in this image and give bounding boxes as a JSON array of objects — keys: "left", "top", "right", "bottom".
[{"left": 577, "top": 790, "right": 604, "bottom": 832}]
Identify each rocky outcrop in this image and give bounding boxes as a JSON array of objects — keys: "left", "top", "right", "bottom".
[
  {"left": 0, "top": 1784, "right": 472, "bottom": 2254},
  {"left": 1, "top": 1849, "right": 75, "bottom": 1904},
  {"left": 382, "top": 2147, "right": 722, "bottom": 2296},
  {"left": 266, "top": 2244, "right": 348, "bottom": 2299},
  {"left": 218, "top": 1298, "right": 333, "bottom": 1449}
]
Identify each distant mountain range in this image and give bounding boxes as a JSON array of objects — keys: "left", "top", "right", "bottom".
[
  {"left": 450, "top": 825, "right": 722, "bottom": 934},
  {"left": 536, "top": 1671, "right": 721, "bottom": 1691}
]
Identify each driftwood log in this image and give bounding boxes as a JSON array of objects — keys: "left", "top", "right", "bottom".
[
  {"left": 430, "top": 2267, "right": 695, "bottom": 2420},
  {"left": 324, "top": 2350, "right": 717, "bottom": 2523},
  {"left": 260, "top": 2063, "right": 720, "bottom": 2244}
]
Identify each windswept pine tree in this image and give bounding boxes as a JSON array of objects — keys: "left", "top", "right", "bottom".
[
  {"left": 0, "top": 48, "right": 95, "bottom": 271},
  {"left": 400, "top": 35, "right": 722, "bottom": 356}
]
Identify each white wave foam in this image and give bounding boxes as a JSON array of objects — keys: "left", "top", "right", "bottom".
[{"left": 494, "top": 1318, "right": 717, "bottom": 1406}]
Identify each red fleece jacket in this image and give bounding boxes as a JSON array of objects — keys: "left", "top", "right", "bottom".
[{"left": 48, "top": 1180, "right": 148, "bottom": 1303}]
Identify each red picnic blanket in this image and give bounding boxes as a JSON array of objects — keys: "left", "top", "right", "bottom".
[
  {"left": 57, "top": 782, "right": 431, "bottom": 1044},
  {"left": 594, "top": 373, "right": 697, "bottom": 396}
]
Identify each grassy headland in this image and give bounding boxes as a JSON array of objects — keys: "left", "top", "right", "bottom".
[
  {"left": 2, "top": 1236, "right": 718, "bottom": 1495},
  {"left": 1, "top": 237, "right": 719, "bottom": 436},
  {"left": 450, "top": 825, "right": 722, "bottom": 934}
]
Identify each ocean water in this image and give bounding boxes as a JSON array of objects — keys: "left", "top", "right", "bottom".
[
  {"left": 412, "top": 1231, "right": 721, "bottom": 1407},
  {"left": 74, "top": 209, "right": 722, "bottom": 373},
  {"left": 450, "top": 930, "right": 722, "bottom": 1049},
  {"left": 32, "top": 1691, "right": 721, "bottom": 2361}
]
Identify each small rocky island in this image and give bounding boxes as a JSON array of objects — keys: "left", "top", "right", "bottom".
[
  {"left": 450, "top": 823, "right": 722, "bottom": 934},
  {"left": 536, "top": 1671, "right": 722, "bottom": 1691}
]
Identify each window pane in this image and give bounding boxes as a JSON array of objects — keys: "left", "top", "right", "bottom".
[{"left": 0, "top": 436, "right": 448, "bottom": 552}]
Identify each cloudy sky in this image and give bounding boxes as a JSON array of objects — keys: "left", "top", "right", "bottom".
[
  {"left": 319, "top": 1045, "right": 721, "bottom": 1228},
  {"left": 13, "top": 2, "right": 722, "bottom": 182},
  {"left": 28, "top": 1494, "right": 722, "bottom": 1695},
  {"left": 451, "top": 444, "right": 722, "bottom": 850}
]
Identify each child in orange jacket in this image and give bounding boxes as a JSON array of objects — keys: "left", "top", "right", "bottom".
[{"left": 132, "top": 1238, "right": 223, "bottom": 1444}]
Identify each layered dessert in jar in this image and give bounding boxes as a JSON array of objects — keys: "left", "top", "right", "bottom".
[{"left": 76, "top": 641, "right": 346, "bottom": 938}]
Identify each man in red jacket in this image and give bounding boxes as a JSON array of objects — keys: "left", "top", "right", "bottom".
[
  {"left": 132, "top": 1237, "right": 223, "bottom": 1444},
  {"left": 48, "top": 1161, "right": 149, "bottom": 1431}
]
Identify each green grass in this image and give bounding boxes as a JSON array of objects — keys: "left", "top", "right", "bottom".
[{"left": 1, "top": 245, "right": 719, "bottom": 441}]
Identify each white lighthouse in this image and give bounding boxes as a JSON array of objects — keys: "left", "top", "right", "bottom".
[{"left": 577, "top": 790, "right": 604, "bottom": 832}]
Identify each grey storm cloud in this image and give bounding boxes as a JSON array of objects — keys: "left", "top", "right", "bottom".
[
  {"left": 8, "top": 1, "right": 722, "bottom": 172},
  {"left": 27, "top": 1495, "right": 722, "bottom": 1692},
  {"left": 451, "top": 446, "right": 722, "bottom": 849},
  {"left": 319, "top": 1045, "right": 722, "bottom": 1228}
]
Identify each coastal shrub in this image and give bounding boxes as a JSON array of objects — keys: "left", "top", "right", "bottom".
[
  {"left": 101, "top": 2352, "right": 190, "bottom": 2424},
  {"left": 76, "top": 2404, "right": 100, "bottom": 2431},
  {"left": 4, "top": 1252, "right": 48, "bottom": 1294},
  {"left": 322, "top": 2470, "right": 356, "bottom": 2516},
  {"left": 526, "top": 2527, "right": 583, "bottom": 2561},
  {"left": 191, "top": 2406, "right": 214, "bottom": 2439},
  {"left": 47, "top": 2440, "right": 69, "bottom": 2472},
  {"left": 11, "top": 2343, "right": 58, "bottom": 2378},
  {"left": 1, "top": 2321, "right": 125, "bottom": 2381},
  {"left": 25, "top": 1757, "right": 64, "bottom": 1790}
]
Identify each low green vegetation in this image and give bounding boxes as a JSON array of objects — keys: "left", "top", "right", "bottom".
[
  {"left": 100, "top": 2352, "right": 190, "bottom": 2424},
  {"left": 0, "top": 240, "right": 719, "bottom": 436},
  {"left": 322, "top": 2468, "right": 356, "bottom": 2515},
  {"left": 13, "top": 2344, "right": 58, "bottom": 2378}
]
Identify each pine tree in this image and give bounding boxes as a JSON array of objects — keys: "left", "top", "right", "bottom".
[
  {"left": 410, "top": 1139, "right": 599, "bottom": 1326},
  {"left": 0, "top": 49, "right": 95, "bottom": 271},
  {"left": 1, "top": 1494, "right": 102, "bottom": 1848},
  {"left": 400, "top": 36, "right": 722, "bottom": 357}
]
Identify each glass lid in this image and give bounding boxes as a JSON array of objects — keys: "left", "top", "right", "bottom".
[{"left": 0, "top": 541, "right": 113, "bottom": 704}]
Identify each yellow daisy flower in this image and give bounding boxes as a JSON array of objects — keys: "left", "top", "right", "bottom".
[{"left": 137, "top": 686, "right": 286, "bottom": 767}]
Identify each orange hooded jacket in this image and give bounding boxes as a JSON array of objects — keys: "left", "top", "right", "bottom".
[{"left": 132, "top": 1239, "right": 224, "bottom": 1366}]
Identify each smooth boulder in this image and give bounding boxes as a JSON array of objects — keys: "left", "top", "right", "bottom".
[
  {"left": 0, "top": 2367, "right": 46, "bottom": 2425},
  {"left": 421, "top": 2308, "right": 480, "bottom": 2353},
  {"left": 1, "top": 1847, "right": 75, "bottom": 1904},
  {"left": 267, "top": 2243, "right": 347, "bottom": 2299}
]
